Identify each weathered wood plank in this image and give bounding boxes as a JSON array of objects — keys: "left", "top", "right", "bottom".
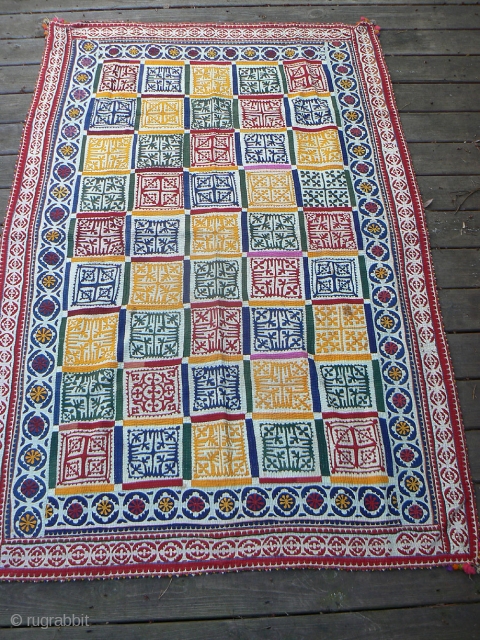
[
  {"left": 0, "top": 93, "right": 32, "bottom": 123},
  {"left": 393, "top": 84, "right": 480, "bottom": 113},
  {"left": 447, "top": 332, "right": 480, "bottom": 379},
  {"left": 0, "top": 156, "right": 16, "bottom": 189},
  {"left": 1, "top": 603, "right": 479, "bottom": 639},
  {"left": 2, "top": 31, "right": 480, "bottom": 66},
  {"left": 457, "top": 380, "right": 480, "bottom": 428},
  {"left": 417, "top": 176, "right": 480, "bottom": 210},
  {"left": 438, "top": 289, "right": 480, "bottom": 332},
  {"left": 4, "top": 84, "right": 480, "bottom": 117},
  {"left": 2, "top": 57, "right": 478, "bottom": 96},
  {"left": 0, "top": 568, "right": 479, "bottom": 625},
  {"left": 427, "top": 212, "right": 480, "bottom": 248},
  {"left": 409, "top": 143, "right": 480, "bottom": 175},
  {"left": 1, "top": 6, "right": 480, "bottom": 39},
  {"left": 1, "top": 0, "right": 480, "bottom": 14},
  {"left": 0, "top": 123, "right": 22, "bottom": 157},
  {"left": 0, "top": 66, "right": 38, "bottom": 95},
  {"left": 432, "top": 248, "right": 480, "bottom": 288},
  {"left": 384, "top": 55, "right": 480, "bottom": 84},
  {"left": 466, "top": 430, "right": 480, "bottom": 481},
  {"left": 381, "top": 30, "right": 480, "bottom": 55},
  {"left": 398, "top": 113, "right": 480, "bottom": 142}
]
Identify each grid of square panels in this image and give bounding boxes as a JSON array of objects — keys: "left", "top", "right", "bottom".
[{"left": 53, "top": 56, "right": 387, "bottom": 495}]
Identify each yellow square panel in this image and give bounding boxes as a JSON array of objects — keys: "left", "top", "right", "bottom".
[
  {"left": 140, "top": 98, "right": 184, "bottom": 131},
  {"left": 83, "top": 136, "right": 133, "bottom": 172},
  {"left": 191, "top": 64, "right": 233, "bottom": 98}
]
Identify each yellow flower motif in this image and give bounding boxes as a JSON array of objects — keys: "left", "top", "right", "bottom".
[
  {"left": 279, "top": 493, "right": 294, "bottom": 510},
  {"left": 359, "top": 182, "right": 373, "bottom": 194},
  {"left": 76, "top": 73, "right": 89, "bottom": 83},
  {"left": 19, "top": 513, "right": 37, "bottom": 533},
  {"left": 284, "top": 48, "right": 296, "bottom": 58},
  {"left": 353, "top": 145, "right": 366, "bottom": 156},
  {"left": 68, "top": 107, "right": 80, "bottom": 118},
  {"left": 158, "top": 497, "right": 174, "bottom": 512},
  {"left": 35, "top": 327, "right": 53, "bottom": 344},
  {"left": 52, "top": 185, "right": 69, "bottom": 200},
  {"left": 333, "top": 51, "right": 346, "bottom": 60},
  {"left": 128, "top": 46, "right": 140, "bottom": 56},
  {"left": 42, "top": 275, "right": 56, "bottom": 289},
  {"left": 24, "top": 449, "right": 42, "bottom": 465},
  {"left": 96, "top": 498, "right": 113, "bottom": 516},
  {"left": 45, "top": 230, "right": 60, "bottom": 242},
  {"left": 335, "top": 493, "right": 351, "bottom": 510},
  {"left": 29, "top": 386, "right": 47, "bottom": 403},
  {"left": 60, "top": 145, "right": 74, "bottom": 157},
  {"left": 388, "top": 366, "right": 403, "bottom": 381},
  {"left": 244, "top": 48, "right": 256, "bottom": 58},
  {"left": 395, "top": 420, "right": 411, "bottom": 436},
  {"left": 374, "top": 267, "right": 389, "bottom": 280},
  {"left": 380, "top": 315, "right": 394, "bottom": 330},
  {"left": 168, "top": 47, "right": 180, "bottom": 57},
  {"left": 206, "top": 48, "right": 217, "bottom": 59},
  {"left": 339, "top": 79, "right": 353, "bottom": 89},
  {"left": 345, "top": 110, "right": 359, "bottom": 121},
  {"left": 391, "top": 493, "right": 398, "bottom": 507},
  {"left": 219, "top": 496, "right": 234, "bottom": 513},
  {"left": 405, "top": 476, "right": 420, "bottom": 492},
  {"left": 367, "top": 223, "right": 381, "bottom": 234},
  {"left": 83, "top": 42, "right": 94, "bottom": 52},
  {"left": 45, "top": 503, "right": 54, "bottom": 519}
]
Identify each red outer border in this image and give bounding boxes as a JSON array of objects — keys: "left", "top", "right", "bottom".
[
  {"left": 0, "top": 23, "right": 73, "bottom": 529},
  {"left": 0, "top": 20, "right": 477, "bottom": 581},
  {"left": 362, "top": 23, "right": 479, "bottom": 552}
]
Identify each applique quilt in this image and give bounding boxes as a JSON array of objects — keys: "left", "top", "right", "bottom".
[{"left": 0, "top": 20, "right": 477, "bottom": 580}]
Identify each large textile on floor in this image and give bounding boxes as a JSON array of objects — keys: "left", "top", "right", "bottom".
[{"left": 0, "top": 20, "right": 477, "bottom": 580}]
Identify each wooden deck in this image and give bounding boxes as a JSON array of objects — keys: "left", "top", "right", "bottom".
[{"left": 0, "top": 1, "right": 479, "bottom": 637}]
